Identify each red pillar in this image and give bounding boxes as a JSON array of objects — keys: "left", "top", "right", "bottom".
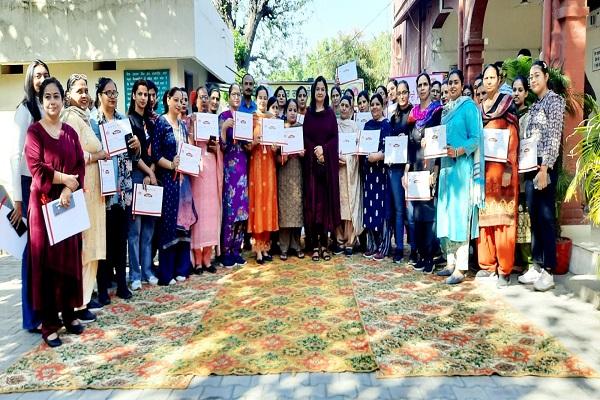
[
  {"left": 555, "top": 1, "right": 588, "bottom": 224},
  {"left": 462, "top": 0, "right": 488, "bottom": 84}
]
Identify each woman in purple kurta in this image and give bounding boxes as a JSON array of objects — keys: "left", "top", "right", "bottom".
[
  {"left": 302, "top": 76, "right": 341, "bottom": 261},
  {"left": 220, "top": 83, "right": 250, "bottom": 268},
  {"left": 24, "top": 78, "right": 86, "bottom": 347}
]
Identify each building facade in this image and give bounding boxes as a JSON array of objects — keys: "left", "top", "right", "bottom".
[
  {"left": 391, "top": 0, "right": 591, "bottom": 224},
  {"left": 0, "top": 0, "right": 235, "bottom": 194}
]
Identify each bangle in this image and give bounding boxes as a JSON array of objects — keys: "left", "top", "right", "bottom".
[
  {"left": 59, "top": 173, "right": 62, "bottom": 184},
  {"left": 170, "top": 161, "right": 174, "bottom": 170}
]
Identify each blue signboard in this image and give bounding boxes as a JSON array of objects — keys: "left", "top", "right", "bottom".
[{"left": 124, "top": 69, "right": 170, "bottom": 114}]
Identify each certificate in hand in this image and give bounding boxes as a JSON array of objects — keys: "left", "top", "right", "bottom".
[
  {"left": 297, "top": 113, "right": 305, "bottom": 124},
  {"left": 282, "top": 127, "right": 304, "bottom": 155},
  {"left": 483, "top": 128, "right": 510, "bottom": 162},
  {"left": 406, "top": 171, "right": 431, "bottom": 201},
  {"left": 518, "top": 136, "right": 538, "bottom": 173},
  {"left": 98, "top": 159, "right": 117, "bottom": 196},
  {"left": 337, "top": 60, "right": 358, "bottom": 84},
  {"left": 358, "top": 129, "right": 381, "bottom": 155},
  {"left": 100, "top": 119, "right": 132, "bottom": 157},
  {"left": 0, "top": 205, "right": 27, "bottom": 259},
  {"left": 384, "top": 135, "right": 408, "bottom": 164},
  {"left": 354, "top": 112, "right": 371, "bottom": 130},
  {"left": 424, "top": 125, "right": 447, "bottom": 159},
  {"left": 41, "top": 189, "right": 90, "bottom": 246},
  {"left": 176, "top": 142, "right": 202, "bottom": 177},
  {"left": 339, "top": 131, "right": 358, "bottom": 155},
  {"left": 233, "top": 111, "right": 254, "bottom": 141},
  {"left": 132, "top": 184, "right": 163, "bottom": 217},
  {"left": 194, "top": 112, "right": 218, "bottom": 141},
  {"left": 261, "top": 118, "right": 286, "bottom": 145}
]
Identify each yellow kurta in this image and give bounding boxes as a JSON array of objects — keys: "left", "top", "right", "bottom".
[{"left": 61, "top": 106, "right": 106, "bottom": 265}]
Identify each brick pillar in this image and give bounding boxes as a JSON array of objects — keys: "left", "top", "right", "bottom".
[
  {"left": 551, "top": 1, "right": 588, "bottom": 224},
  {"left": 464, "top": 38, "right": 485, "bottom": 84},
  {"left": 462, "top": 0, "right": 488, "bottom": 84}
]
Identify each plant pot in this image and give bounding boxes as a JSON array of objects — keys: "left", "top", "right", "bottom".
[{"left": 555, "top": 237, "right": 572, "bottom": 275}]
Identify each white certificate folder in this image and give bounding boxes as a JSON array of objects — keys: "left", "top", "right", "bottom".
[
  {"left": 41, "top": 189, "right": 90, "bottom": 246},
  {"left": 424, "top": 125, "right": 447, "bottom": 159},
  {"left": 100, "top": 119, "right": 133, "bottom": 157},
  {"left": 406, "top": 171, "right": 431, "bottom": 201},
  {"left": 132, "top": 184, "right": 163, "bottom": 217},
  {"left": 98, "top": 159, "right": 117, "bottom": 196},
  {"left": 194, "top": 113, "right": 219, "bottom": 141},
  {"left": 384, "top": 136, "right": 408, "bottom": 164},
  {"left": 483, "top": 128, "right": 509, "bottom": 162}
]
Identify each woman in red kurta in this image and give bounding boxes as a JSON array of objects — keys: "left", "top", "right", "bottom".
[{"left": 25, "top": 77, "right": 86, "bottom": 347}]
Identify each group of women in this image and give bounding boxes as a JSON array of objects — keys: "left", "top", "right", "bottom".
[{"left": 9, "top": 59, "right": 565, "bottom": 347}]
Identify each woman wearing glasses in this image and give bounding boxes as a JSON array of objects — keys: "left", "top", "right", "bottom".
[
  {"left": 61, "top": 74, "right": 107, "bottom": 322},
  {"left": 90, "top": 77, "right": 140, "bottom": 303},
  {"left": 190, "top": 85, "right": 223, "bottom": 274}
]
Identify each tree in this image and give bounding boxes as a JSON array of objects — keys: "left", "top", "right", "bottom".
[
  {"left": 213, "top": 0, "right": 311, "bottom": 72},
  {"left": 269, "top": 31, "right": 391, "bottom": 92}
]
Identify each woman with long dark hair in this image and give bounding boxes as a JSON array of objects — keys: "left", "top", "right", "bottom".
[
  {"left": 126, "top": 79, "right": 158, "bottom": 288},
  {"left": 274, "top": 86, "right": 287, "bottom": 119},
  {"left": 302, "top": 76, "right": 340, "bottom": 262},
  {"left": 151, "top": 87, "right": 196, "bottom": 284},
  {"left": 517, "top": 61, "right": 566, "bottom": 292},
  {"left": 10, "top": 60, "right": 49, "bottom": 332}
]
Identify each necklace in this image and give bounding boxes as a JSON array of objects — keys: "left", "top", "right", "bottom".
[{"left": 41, "top": 119, "right": 62, "bottom": 139}]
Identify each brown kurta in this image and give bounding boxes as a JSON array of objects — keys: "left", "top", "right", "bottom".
[{"left": 25, "top": 122, "right": 85, "bottom": 311}]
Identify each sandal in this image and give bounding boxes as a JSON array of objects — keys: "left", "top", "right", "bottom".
[
  {"left": 280, "top": 252, "right": 288, "bottom": 261},
  {"left": 311, "top": 248, "right": 320, "bottom": 262},
  {"left": 321, "top": 248, "right": 331, "bottom": 261},
  {"left": 297, "top": 250, "right": 305, "bottom": 259}
]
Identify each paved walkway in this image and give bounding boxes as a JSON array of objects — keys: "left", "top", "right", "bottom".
[{"left": 0, "top": 254, "right": 599, "bottom": 400}]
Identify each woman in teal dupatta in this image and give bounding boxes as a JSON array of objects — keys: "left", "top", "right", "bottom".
[{"left": 436, "top": 69, "right": 485, "bottom": 284}]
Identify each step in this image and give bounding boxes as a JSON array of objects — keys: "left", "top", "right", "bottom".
[
  {"left": 555, "top": 273, "right": 600, "bottom": 310},
  {"left": 562, "top": 225, "right": 600, "bottom": 275}
]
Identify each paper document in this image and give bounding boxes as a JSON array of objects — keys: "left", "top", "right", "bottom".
[
  {"left": 423, "top": 125, "right": 447, "bottom": 159},
  {"left": 132, "top": 184, "right": 163, "bottom": 217},
  {"left": 98, "top": 159, "right": 117, "bottom": 196},
  {"left": 384, "top": 135, "right": 408, "bottom": 164},
  {"left": 406, "top": 171, "right": 431, "bottom": 201},
  {"left": 41, "top": 189, "right": 90, "bottom": 246}
]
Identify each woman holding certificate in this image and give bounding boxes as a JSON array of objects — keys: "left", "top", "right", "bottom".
[
  {"left": 61, "top": 74, "right": 107, "bottom": 322},
  {"left": 190, "top": 85, "right": 223, "bottom": 274},
  {"left": 336, "top": 95, "right": 363, "bottom": 256},
  {"left": 220, "top": 83, "right": 250, "bottom": 268},
  {"left": 90, "top": 77, "right": 137, "bottom": 303},
  {"left": 302, "top": 76, "right": 341, "bottom": 262},
  {"left": 278, "top": 99, "right": 304, "bottom": 260},
  {"left": 127, "top": 80, "right": 160, "bottom": 288},
  {"left": 357, "top": 91, "right": 370, "bottom": 113},
  {"left": 152, "top": 87, "right": 197, "bottom": 285},
  {"left": 476, "top": 64, "right": 520, "bottom": 288},
  {"left": 25, "top": 77, "right": 86, "bottom": 347},
  {"left": 436, "top": 69, "right": 485, "bottom": 285},
  {"left": 388, "top": 80, "right": 414, "bottom": 264},
  {"left": 362, "top": 93, "right": 392, "bottom": 261},
  {"left": 11, "top": 60, "right": 49, "bottom": 333},
  {"left": 248, "top": 86, "right": 279, "bottom": 264},
  {"left": 517, "top": 61, "right": 566, "bottom": 292}
]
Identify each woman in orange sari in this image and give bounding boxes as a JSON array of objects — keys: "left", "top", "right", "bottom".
[
  {"left": 248, "top": 86, "right": 278, "bottom": 264},
  {"left": 476, "top": 64, "right": 520, "bottom": 288}
]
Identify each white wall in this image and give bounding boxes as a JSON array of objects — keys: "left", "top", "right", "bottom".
[{"left": 586, "top": 24, "right": 600, "bottom": 98}]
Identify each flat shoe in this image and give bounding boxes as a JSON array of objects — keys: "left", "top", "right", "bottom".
[
  {"left": 437, "top": 266, "right": 455, "bottom": 277},
  {"left": 44, "top": 335, "right": 62, "bottom": 348},
  {"left": 446, "top": 273, "right": 464, "bottom": 285},
  {"left": 280, "top": 253, "right": 288, "bottom": 261},
  {"left": 66, "top": 323, "right": 85, "bottom": 335},
  {"left": 297, "top": 251, "right": 305, "bottom": 259}
]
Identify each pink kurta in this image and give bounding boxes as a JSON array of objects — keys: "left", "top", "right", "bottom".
[
  {"left": 190, "top": 140, "right": 224, "bottom": 250},
  {"left": 24, "top": 122, "right": 85, "bottom": 311}
]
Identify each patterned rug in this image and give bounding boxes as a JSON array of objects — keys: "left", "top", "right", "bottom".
[
  {"left": 0, "top": 271, "right": 225, "bottom": 393},
  {"left": 348, "top": 260, "right": 598, "bottom": 378},
  {"left": 172, "top": 258, "right": 377, "bottom": 375}
]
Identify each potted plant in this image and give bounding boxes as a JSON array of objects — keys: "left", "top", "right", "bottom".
[{"left": 566, "top": 109, "right": 600, "bottom": 276}]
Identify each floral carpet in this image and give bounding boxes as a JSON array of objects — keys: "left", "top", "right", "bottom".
[
  {"left": 0, "top": 256, "right": 597, "bottom": 393},
  {"left": 173, "top": 258, "right": 377, "bottom": 375},
  {"left": 348, "top": 260, "right": 598, "bottom": 378},
  {"left": 0, "top": 271, "right": 225, "bottom": 393}
]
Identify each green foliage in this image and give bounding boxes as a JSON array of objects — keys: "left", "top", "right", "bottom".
[
  {"left": 233, "top": 30, "right": 250, "bottom": 78},
  {"left": 566, "top": 113, "right": 600, "bottom": 225},
  {"left": 269, "top": 31, "right": 391, "bottom": 92}
]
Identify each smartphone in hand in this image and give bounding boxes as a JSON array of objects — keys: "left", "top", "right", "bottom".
[{"left": 6, "top": 210, "right": 27, "bottom": 236}]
